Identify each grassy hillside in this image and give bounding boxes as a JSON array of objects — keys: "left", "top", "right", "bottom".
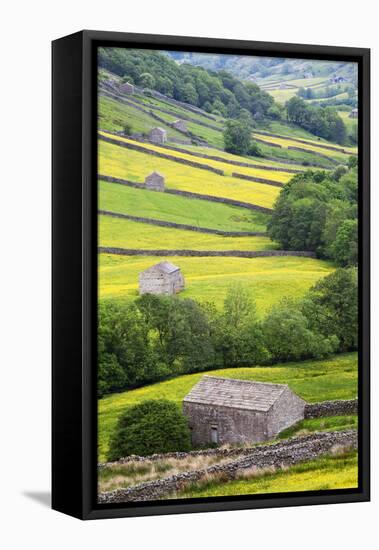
[
  {"left": 98, "top": 254, "right": 334, "bottom": 310},
  {"left": 253, "top": 133, "right": 356, "bottom": 162},
  {"left": 100, "top": 132, "right": 294, "bottom": 184},
  {"left": 98, "top": 352, "right": 357, "bottom": 460},
  {"left": 98, "top": 140, "right": 281, "bottom": 209},
  {"left": 99, "top": 182, "right": 269, "bottom": 232},
  {"left": 99, "top": 96, "right": 186, "bottom": 140},
  {"left": 99, "top": 215, "right": 277, "bottom": 251}
]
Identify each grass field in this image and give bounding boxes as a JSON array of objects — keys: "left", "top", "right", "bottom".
[
  {"left": 98, "top": 96, "right": 187, "bottom": 140},
  {"left": 98, "top": 140, "right": 281, "bottom": 209},
  {"left": 252, "top": 133, "right": 355, "bottom": 162},
  {"left": 98, "top": 352, "right": 357, "bottom": 460},
  {"left": 98, "top": 253, "right": 334, "bottom": 310},
  {"left": 256, "top": 141, "right": 337, "bottom": 168},
  {"left": 99, "top": 182, "right": 269, "bottom": 232},
  {"left": 99, "top": 215, "right": 277, "bottom": 251},
  {"left": 100, "top": 132, "right": 294, "bottom": 184},
  {"left": 176, "top": 451, "right": 358, "bottom": 498},
  {"left": 132, "top": 92, "right": 225, "bottom": 128}
]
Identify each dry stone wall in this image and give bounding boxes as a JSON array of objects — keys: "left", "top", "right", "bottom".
[
  {"left": 288, "top": 146, "right": 340, "bottom": 165},
  {"left": 254, "top": 131, "right": 356, "bottom": 155},
  {"left": 98, "top": 430, "right": 357, "bottom": 503},
  {"left": 98, "top": 247, "right": 316, "bottom": 259},
  {"left": 305, "top": 399, "right": 358, "bottom": 419},
  {"left": 232, "top": 172, "right": 284, "bottom": 188},
  {"left": 99, "top": 133, "right": 224, "bottom": 175},
  {"left": 98, "top": 210, "right": 267, "bottom": 237},
  {"left": 98, "top": 174, "right": 273, "bottom": 213}
]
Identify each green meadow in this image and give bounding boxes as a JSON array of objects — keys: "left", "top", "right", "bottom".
[
  {"left": 98, "top": 352, "right": 358, "bottom": 460},
  {"left": 98, "top": 181, "right": 269, "bottom": 233},
  {"left": 99, "top": 215, "right": 277, "bottom": 251},
  {"left": 98, "top": 253, "right": 334, "bottom": 310}
]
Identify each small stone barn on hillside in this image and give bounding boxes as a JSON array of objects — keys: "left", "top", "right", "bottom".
[
  {"left": 172, "top": 119, "right": 188, "bottom": 132},
  {"left": 145, "top": 171, "right": 165, "bottom": 191},
  {"left": 148, "top": 127, "right": 167, "bottom": 144},
  {"left": 349, "top": 108, "right": 358, "bottom": 119},
  {"left": 183, "top": 376, "right": 305, "bottom": 447},
  {"left": 120, "top": 81, "right": 135, "bottom": 94},
  {"left": 139, "top": 261, "right": 185, "bottom": 296}
]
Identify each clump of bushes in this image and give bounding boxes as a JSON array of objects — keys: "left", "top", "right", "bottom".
[
  {"left": 108, "top": 400, "right": 192, "bottom": 461},
  {"left": 99, "top": 269, "right": 358, "bottom": 397}
]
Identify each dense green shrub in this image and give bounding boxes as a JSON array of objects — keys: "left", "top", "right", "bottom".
[
  {"left": 267, "top": 167, "right": 358, "bottom": 265},
  {"left": 108, "top": 400, "right": 192, "bottom": 460},
  {"left": 223, "top": 119, "right": 252, "bottom": 155}
]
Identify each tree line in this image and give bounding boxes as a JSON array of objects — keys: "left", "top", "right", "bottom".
[
  {"left": 286, "top": 96, "right": 347, "bottom": 144},
  {"left": 268, "top": 162, "right": 358, "bottom": 266},
  {"left": 98, "top": 268, "right": 357, "bottom": 397},
  {"left": 99, "top": 47, "right": 277, "bottom": 120}
]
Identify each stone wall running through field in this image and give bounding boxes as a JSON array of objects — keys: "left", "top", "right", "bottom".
[
  {"left": 98, "top": 430, "right": 357, "bottom": 503},
  {"left": 98, "top": 174, "right": 274, "bottom": 213},
  {"left": 99, "top": 210, "right": 267, "bottom": 237},
  {"left": 305, "top": 399, "right": 358, "bottom": 419},
  {"left": 99, "top": 133, "right": 224, "bottom": 175},
  {"left": 98, "top": 247, "right": 316, "bottom": 259}
]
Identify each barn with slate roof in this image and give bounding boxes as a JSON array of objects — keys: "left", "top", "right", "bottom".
[
  {"left": 138, "top": 261, "right": 185, "bottom": 296},
  {"left": 183, "top": 376, "right": 305, "bottom": 446}
]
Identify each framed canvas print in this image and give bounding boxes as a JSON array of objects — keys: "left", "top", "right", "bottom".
[{"left": 52, "top": 30, "right": 370, "bottom": 520}]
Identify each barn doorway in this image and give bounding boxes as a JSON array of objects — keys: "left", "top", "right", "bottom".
[{"left": 210, "top": 426, "right": 218, "bottom": 444}]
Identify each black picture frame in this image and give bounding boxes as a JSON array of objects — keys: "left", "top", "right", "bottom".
[{"left": 52, "top": 30, "right": 370, "bottom": 520}]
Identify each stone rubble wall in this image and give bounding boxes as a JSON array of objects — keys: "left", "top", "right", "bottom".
[
  {"left": 232, "top": 172, "right": 284, "bottom": 188},
  {"left": 98, "top": 247, "right": 316, "bottom": 259},
  {"left": 98, "top": 429, "right": 357, "bottom": 503},
  {"left": 98, "top": 210, "right": 267, "bottom": 237},
  {"left": 98, "top": 174, "right": 273, "bottom": 213},
  {"left": 305, "top": 399, "right": 358, "bottom": 419}
]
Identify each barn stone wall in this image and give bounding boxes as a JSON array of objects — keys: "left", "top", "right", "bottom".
[
  {"left": 267, "top": 388, "right": 306, "bottom": 438},
  {"left": 139, "top": 270, "right": 184, "bottom": 296},
  {"left": 183, "top": 402, "right": 269, "bottom": 446}
]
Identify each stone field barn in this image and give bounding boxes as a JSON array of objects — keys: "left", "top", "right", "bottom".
[
  {"left": 145, "top": 171, "right": 165, "bottom": 191},
  {"left": 139, "top": 261, "right": 185, "bottom": 296},
  {"left": 120, "top": 81, "right": 134, "bottom": 94},
  {"left": 148, "top": 127, "right": 167, "bottom": 144},
  {"left": 183, "top": 376, "right": 305, "bottom": 446}
]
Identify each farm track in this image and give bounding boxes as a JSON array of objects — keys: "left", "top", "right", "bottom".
[
  {"left": 98, "top": 209, "right": 267, "bottom": 237},
  {"left": 99, "top": 175, "right": 274, "bottom": 213},
  {"left": 98, "top": 247, "right": 316, "bottom": 259}
]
